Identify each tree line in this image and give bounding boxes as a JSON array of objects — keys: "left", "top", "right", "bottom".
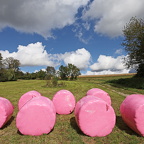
[{"left": 0, "top": 53, "right": 81, "bottom": 82}]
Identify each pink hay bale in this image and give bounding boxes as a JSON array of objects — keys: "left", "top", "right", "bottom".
[
  {"left": 18, "top": 90, "right": 42, "bottom": 110},
  {"left": 86, "top": 88, "right": 111, "bottom": 105},
  {"left": 74, "top": 96, "right": 116, "bottom": 137},
  {"left": 0, "top": 97, "right": 14, "bottom": 128},
  {"left": 120, "top": 94, "right": 144, "bottom": 136},
  {"left": 16, "top": 96, "right": 56, "bottom": 136},
  {"left": 52, "top": 90, "right": 76, "bottom": 114}
]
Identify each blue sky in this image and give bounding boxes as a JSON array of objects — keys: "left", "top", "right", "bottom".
[{"left": 0, "top": 0, "right": 143, "bottom": 75}]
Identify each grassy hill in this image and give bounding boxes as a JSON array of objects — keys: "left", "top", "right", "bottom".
[{"left": 0, "top": 74, "right": 144, "bottom": 144}]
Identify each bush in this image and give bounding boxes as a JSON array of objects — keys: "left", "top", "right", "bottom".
[
  {"left": 0, "top": 69, "right": 17, "bottom": 82},
  {"left": 46, "top": 76, "right": 58, "bottom": 87}
]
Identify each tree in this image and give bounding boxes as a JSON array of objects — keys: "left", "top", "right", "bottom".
[
  {"left": 122, "top": 17, "right": 144, "bottom": 77},
  {"left": 46, "top": 66, "right": 56, "bottom": 80},
  {"left": 3, "top": 57, "right": 21, "bottom": 72},
  {"left": 36, "top": 70, "right": 47, "bottom": 80},
  {"left": 67, "top": 63, "right": 81, "bottom": 80},
  {"left": 0, "top": 53, "right": 3, "bottom": 69},
  {"left": 0, "top": 69, "right": 17, "bottom": 82},
  {"left": 58, "top": 65, "right": 69, "bottom": 80},
  {"left": 58, "top": 64, "right": 81, "bottom": 80},
  {"left": 0, "top": 55, "right": 18, "bottom": 81}
]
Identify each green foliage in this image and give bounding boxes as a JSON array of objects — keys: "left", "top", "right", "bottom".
[
  {"left": 58, "top": 63, "right": 81, "bottom": 80},
  {"left": 3, "top": 57, "right": 21, "bottom": 72},
  {"left": 45, "top": 66, "right": 60, "bottom": 87},
  {"left": 36, "top": 70, "right": 47, "bottom": 80},
  {"left": 67, "top": 63, "right": 81, "bottom": 80},
  {"left": 122, "top": 17, "right": 144, "bottom": 77},
  {"left": 46, "top": 66, "right": 56, "bottom": 80},
  {"left": 0, "top": 68, "right": 17, "bottom": 82},
  {"left": 21, "top": 72, "right": 32, "bottom": 80},
  {"left": 46, "top": 76, "right": 59, "bottom": 87},
  {"left": 58, "top": 65, "right": 69, "bottom": 80},
  {"left": 0, "top": 54, "right": 21, "bottom": 81}
]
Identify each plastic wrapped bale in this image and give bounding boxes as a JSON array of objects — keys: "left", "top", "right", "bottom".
[
  {"left": 0, "top": 97, "right": 14, "bottom": 128},
  {"left": 74, "top": 96, "right": 116, "bottom": 137},
  {"left": 52, "top": 90, "right": 76, "bottom": 114},
  {"left": 16, "top": 96, "right": 56, "bottom": 136},
  {"left": 120, "top": 94, "right": 144, "bottom": 136},
  {"left": 86, "top": 88, "right": 111, "bottom": 105},
  {"left": 18, "top": 90, "right": 42, "bottom": 110}
]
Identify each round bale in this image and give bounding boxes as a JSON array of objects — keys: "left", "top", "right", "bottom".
[
  {"left": 52, "top": 90, "right": 76, "bottom": 114},
  {"left": 0, "top": 97, "right": 14, "bottom": 128},
  {"left": 86, "top": 88, "right": 111, "bottom": 105},
  {"left": 120, "top": 94, "right": 144, "bottom": 136},
  {"left": 74, "top": 96, "right": 116, "bottom": 137},
  {"left": 16, "top": 96, "right": 56, "bottom": 136},
  {"left": 18, "top": 90, "right": 42, "bottom": 110}
]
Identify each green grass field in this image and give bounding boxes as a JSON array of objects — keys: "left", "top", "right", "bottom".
[{"left": 0, "top": 75, "right": 144, "bottom": 144}]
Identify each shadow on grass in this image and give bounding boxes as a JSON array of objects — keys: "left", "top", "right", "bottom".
[
  {"left": 107, "top": 77, "right": 144, "bottom": 89},
  {"left": 70, "top": 117, "right": 85, "bottom": 136},
  {"left": 116, "top": 116, "right": 140, "bottom": 136},
  {"left": 71, "top": 116, "right": 140, "bottom": 137},
  {"left": 17, "top": 130, "right": 23, "bottom": 136},
  {"left": 1, "top": 116, "right": 15, "bottom": 129},
  {"left": 17, "top": 127, "right": 55, "bottom": 136}
]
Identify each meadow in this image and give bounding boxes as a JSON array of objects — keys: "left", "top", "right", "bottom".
[{"left": 0, "top": 74, "right": 144, "bottom": 144}]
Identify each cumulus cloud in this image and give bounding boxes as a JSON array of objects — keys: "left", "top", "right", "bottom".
[
  {"left": 0, "top": 42, "right": 57, "bottom": 66},
  {"left": 60, "top": 48, "right": 91, "bottom": 70},
  {"left": 90, "top": 55, "right": 127, "bottom": 72},
  {"left": 0, "top": 0, "right": 89, "bottom": 38},
  {"left": 0, "top": 42, "right": 91, "bottom": 70},
  {"left": 82, "top": 0, "right": 144, "bottom": 37}
]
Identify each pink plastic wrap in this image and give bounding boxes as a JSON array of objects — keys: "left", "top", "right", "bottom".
[
  {"left": 120, "top": 94, "right": 144, "bottom": 136},
  {"left": 86, "top": 88, "right": 111, "bottom": 105},
  {"left": 74, "top": 96, "right": 116, "bottom": 137},
  {"left": 18, "top": 90, "right": 42, "bottom": 110},
  {"left": 52, "top": 90, "right": 76, "bottom": 114},
  {"left": 16, "top": 96, "right": 56, "bottom": 136},
  {"left": 0, "top": 97, "right": 14, "bottom": 128}
]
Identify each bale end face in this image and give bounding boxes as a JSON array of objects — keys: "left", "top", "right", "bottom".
[
  {"left": 16, "top": 96, "right": 56, "bottom": 136},
  {"left": 75, "top": 96, "right": 116, "bottom": 137}
]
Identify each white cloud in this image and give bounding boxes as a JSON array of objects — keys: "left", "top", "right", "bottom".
[
  {"left": 82, "top": 22, "right": 90, "bottom": 31},
  {"left": 115, "top": 49, "right": 123, "bottom": 55},
  {"left": 82, "top": 0, "right": 144, "bottom": 37},
  {"left": 0, "top": 42, "right": 57, "bottom": 66},
  {"left": 90, "top": 55, "right": 127, "bottom": 72},
  {"left": 0, "top": 0, "right": 89, "bottom": 38},
  {"left": 0, "top": 42, "right": 91, "bottom": 70},
  {"left": 34, "top": 68, "right": 46, "bottom": 73},
  {"left": 61, "top": 48, "right": 91, "bottom": 70},
  {"left": 83, "top": 69, "right": 130, "bottom": 75}
]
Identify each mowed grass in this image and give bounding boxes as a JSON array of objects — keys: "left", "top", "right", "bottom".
[{"left": 0, "top": 75, "right": 144, "bottom": 144}]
